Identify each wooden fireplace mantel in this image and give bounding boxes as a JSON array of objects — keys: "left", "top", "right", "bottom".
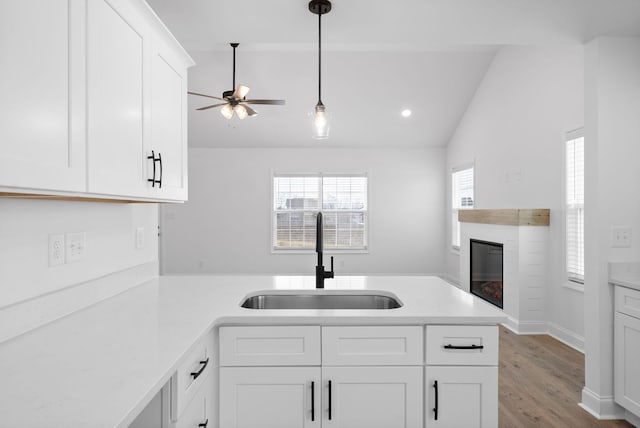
[{"left": 458, "top": 209, "right": 550, "bottom": 226}]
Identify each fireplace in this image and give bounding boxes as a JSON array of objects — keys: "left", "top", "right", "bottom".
[{"left": 470, "top": 239, "right": 503, "bottom": 309}]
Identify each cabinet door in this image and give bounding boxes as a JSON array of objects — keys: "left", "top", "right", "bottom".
[
  {"left": 425, "top": 366, "right": 498, "bottom": 428},
  {"left": 322, "top": 366, "right": 423, "bottom": 428},
  {"left": 614, "top": 312, "right": 640, "bottom": 415},
  {"left": 219, "top": 367, "right": 320, "bottom": 428},
  {"left": 0, "top": 0, "right": 85, "bottom": 192},
  {"left": 147, "top": 39, "right": 188, "bottom": 201},
  {"left": 87, "top": 0, "right": 150, "bottom": 198}
]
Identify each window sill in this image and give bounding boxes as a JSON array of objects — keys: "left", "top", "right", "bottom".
[
  {"left": 563, "top": 281, "right": 584, "bottom": 292},
  {"left": 271, "top": 248, "right": 370, "bottom": 255}
]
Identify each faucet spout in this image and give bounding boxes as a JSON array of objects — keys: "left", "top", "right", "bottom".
[{"left": 315, "top": 212, "right": 334, "bottom": 288}]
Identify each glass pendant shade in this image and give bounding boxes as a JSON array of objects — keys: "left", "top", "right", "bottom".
[
  {"left": 220, "top": 104, "right": 234, "bottom": 119},
  {"left": 311, "top": 103, "right": 331, "bottom": 139}
]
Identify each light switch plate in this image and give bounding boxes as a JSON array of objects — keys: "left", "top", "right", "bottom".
[{"left": 611, "top": 226, "right": 632, "bottom": 248}]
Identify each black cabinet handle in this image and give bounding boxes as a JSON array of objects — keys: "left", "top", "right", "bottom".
[
  {"left": 157, "top": 152, "right": 163, "bottom": 189},
  {"left": 198, "top": 419, "right": 208, "bottom": 428},
  {"left": 433, "top": 380, "right": 438, "bottom": 420},
  {"left": 311, "top": 381, "right": 315, "bottom": 421},
  {"left": 443, "top": 344, "right": 484, "bottom": 350},
  {"left": 190, "top": 358, "right": 209, "bottom": 380},
  {"left": 328, "top": 380, "right": 332, "bottom": 420}
]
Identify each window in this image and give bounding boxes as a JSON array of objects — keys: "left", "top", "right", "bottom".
[
  {"left": 566, "top": 130, "right": 584, "bottom": 284},
  {"left": 452, "top": 165, "right": 474, "bottom": 249},
  {"left": 273, "top": 174, "right": 368, "bottom": 251}
]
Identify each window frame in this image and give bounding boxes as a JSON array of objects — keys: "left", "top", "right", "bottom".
[
  {"left": 451, "top": 163, "right": 475, "bottom": 252},
  {"left": 271, "top": 172, "right": 370, "bottom": 254},
  {"left": 564, "top": 128, "right": 584, "bottom": 291}
]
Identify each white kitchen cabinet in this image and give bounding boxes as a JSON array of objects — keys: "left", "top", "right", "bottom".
[
  {"left": 175, "top": 370, "right": 215, "bottom": 428},
  {"left": 322, "top": 366, "right": 423, "bottom": 428},
  {"left": 425, "top": 366, "right": 498, "bottom": 428},
  {"left": 614, "top": 286, "right": 640, "bottom": 416},
  {"left": 219, "top": 366, "right": 321, "bottom": 428},
  {"left": 1, "top": 0, "right": 193, "bottom": 202},
  {"left": 0, "top": 0, "right": 86, "bottom": 192}
]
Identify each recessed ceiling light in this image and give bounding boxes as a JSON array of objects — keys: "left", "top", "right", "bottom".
[{"left": 401, "top": 109, "right": 412, "bottom": 118}]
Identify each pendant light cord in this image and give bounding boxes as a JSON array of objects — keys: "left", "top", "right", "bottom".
[
  {"left": 232, "top": 45, "right": 236, "bottom": 89},
  {"left": 318, "top": 11, "right": 322, "bottom": 105}
]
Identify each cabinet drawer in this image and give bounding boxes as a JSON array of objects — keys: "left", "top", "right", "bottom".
[
  {"left": 322, "top": 326, "right": 423, "bottom": 366},
  {"left": 616, "top": 285, "right": 640, "bottom": 319},
  {"left": 172, "top": 332, "right": 215, "bottom": 420},
  {"left": 426, "top": 325, "right": 498, "bottom": 366},
  {"left": 219, "top": 326, "right": 321, "bottom": 366},
  {"left": 175, "top": 370, "right": 213, "bottom": 428}
]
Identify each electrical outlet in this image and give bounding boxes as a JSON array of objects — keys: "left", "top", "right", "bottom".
[
  {"left": 48, "top": 234, "right": 65, "bottom": 267},
  {"left": 612, "top": 226, "right": 632, "bottom": 248},
  {"left": 136, "top": 227, "right": 144, "bottom": 249},
  {"left": 65, "top": 232, "right": 85, "bottom": 263}
]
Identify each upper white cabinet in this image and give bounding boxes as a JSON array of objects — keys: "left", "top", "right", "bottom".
[
  {"left": 0, "top": 0, "right": 193, "bottom": 202},
  {"left": 0, "top": 0, "right": 86, "bottom": 192}
]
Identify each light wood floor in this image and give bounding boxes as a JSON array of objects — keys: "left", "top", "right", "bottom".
[{"left": 499, "top": 326, "right": 633, "bottom": 427}]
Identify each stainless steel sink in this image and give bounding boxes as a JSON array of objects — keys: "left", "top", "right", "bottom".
[{"left": 240, "top": 292, "right": 402, "bottom": 310}]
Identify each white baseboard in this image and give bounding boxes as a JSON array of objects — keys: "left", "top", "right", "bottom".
[
  {"left": 501, "top": 316, "right": 547, "bottom": 335},
  {"left": 624, "top": 409, "right": 640, "bottom": 426},
  {"left": 580, "top": 387, "right": 626, "bottom": 420},
  {"left": 0, "top": 261, "right": 158, "bottom": 344},
  {"left": 548, "top": 321, "right": 585, "bottom": 353}
]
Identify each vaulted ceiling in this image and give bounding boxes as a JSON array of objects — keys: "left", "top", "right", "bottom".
[{"left": 147, "top": 0, "right": 640, "bottom": 148}]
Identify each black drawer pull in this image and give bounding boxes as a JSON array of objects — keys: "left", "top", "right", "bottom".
[
  {"left": 311, "top": 381, "right": 315, "bottom": 421},
  {"left": 444, "top": 344, "right": 484, "bottom": 350},
  {"left": 433, "top": 380, "right": 438, "bottom": 420},
  {"left": 328, "top": 380, "right": 332, "bottom": 420},
  {"left": 198, "top": 419, "right": 208, "bottom": 428},
  {"left": 190, "top": 358, "right": 209, "bottom": 380}
]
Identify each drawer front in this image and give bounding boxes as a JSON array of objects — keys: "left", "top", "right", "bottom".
[
  {"left": 172, "top": 331, "right": 215, "bottom": 420},
  {"left": 426, "top": 325, "right": 498, "bottom": 366},
  {"left": 174, "top": 370, "right": 213, "bottom": 428},
  {"left": 322, "top": 326, "right": 423, "bottom": 366},
  {"left": 219, "top": 326, "right": 321, "bottom": 366},
  {"left": 616, "top": 285, "right": 640, "bottom": 319}
]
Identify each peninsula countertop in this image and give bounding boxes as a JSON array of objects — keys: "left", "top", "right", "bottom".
[{"left": 0, "top": 275, "right": 506, "bottom": 427}]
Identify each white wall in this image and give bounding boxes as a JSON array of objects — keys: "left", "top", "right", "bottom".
[
  {"left": 582, "top": 37, "right": 640, "bottom": 418},
  {"left": 161, "top": 147, "right": 445, "bottom": 275},
  {"left": 0, "top": 199, "right": 158, "bottom": 308},
  {"left": 445, "top": 46, "right": 585, "bottom": 345}
]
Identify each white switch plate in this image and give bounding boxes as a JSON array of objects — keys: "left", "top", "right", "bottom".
[
  {"left": 65, "top": 232, "right": 85, "bottom": 263},
  {"left": 136, "top": 227, "right": 144, "bottom": 249},
  {"left": 48, "top": 234, "right": 65, "bottom": 267},
  {"left": 612, "top": 226, "right": 632, "bottom": 248}
]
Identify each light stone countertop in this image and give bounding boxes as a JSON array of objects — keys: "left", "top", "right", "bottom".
[
  {"left": 609, "top": 262, "right": 640, "bottom": 291},
  {"left": 0, "top": 275, "right": 506, "bottom": 428}
]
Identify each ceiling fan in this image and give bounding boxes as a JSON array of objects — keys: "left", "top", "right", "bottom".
[{"left": 188, "top": 43, "right": 285, "bottom": 120}]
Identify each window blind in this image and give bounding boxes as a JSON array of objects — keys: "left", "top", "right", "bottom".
[
  {"left": 566, "top": 134, "right": 584, "bottom": 282},
  {"left": 452, "top": 166, "right": 474, "bottom": 248},
  {"left": 273, "top": 174, "right": 368, "bottom": 250}
]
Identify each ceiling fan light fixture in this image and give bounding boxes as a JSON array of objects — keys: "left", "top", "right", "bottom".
[
  {"left": 235, "top": 104, "right": 249, "bottom": 120},
  {"left": 309, "top": 0, "right": 332, "bottom": 140},
  {"left": 235, "top": 84, "right": 250, "bottom": 100},
  {"left": 220, "top": 104, "right": 234, "bottom": 119}
]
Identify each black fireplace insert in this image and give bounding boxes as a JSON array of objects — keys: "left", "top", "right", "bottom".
[{"left": 470, "top": 239, "right": 503, "bottom": 309}]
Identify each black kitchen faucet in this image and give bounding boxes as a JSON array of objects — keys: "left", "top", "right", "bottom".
[{"left": 315, "top": 212, "right": 334, "bottom": 288}]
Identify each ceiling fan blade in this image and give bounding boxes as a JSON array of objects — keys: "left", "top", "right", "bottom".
[
  {"left": 243, "top": 105, "right": 259, "bottom": 117},
  {"left": 232, "top": 84, "right": 250, "bottom": 99},
  {"left": 243, "top": 99, "right": 286, "bottom": 105},
  {"left": 188, "top": 91, "right": 225, "bottom": 101},
  {"left": 196, "top": 103, "right": 228, "bottom": 111}
]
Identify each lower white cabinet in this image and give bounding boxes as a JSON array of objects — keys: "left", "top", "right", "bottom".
[
  {"left": 322, "top": 366, "right": 423, "bottom": 428},
  {"left": 175, "top": 370, "right": 215, "bottom": 428},
  {"left": 219, "top": 367, "right": 320, "bottom": 428},
  {"left": 614, "top": 285, "right": 640, "bottom": 416},
  {"left": 425, "top": 366, "right": 498, "bottom": 428}
]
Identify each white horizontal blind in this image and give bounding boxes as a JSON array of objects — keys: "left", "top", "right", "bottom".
[
  {"left": 566, "top": 132, "right": 584, "bottom": 283},
  {"left": 452, "top": 166, "right": 474, "bottom": 248},
  {"left": 273, "top": 174, "right": 368, "bottom": 250}
]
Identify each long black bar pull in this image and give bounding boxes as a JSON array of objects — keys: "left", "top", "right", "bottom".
[
  {"left": 311, "top": 381, "right": 315, "bottom": 421},
  {"left": 444, "top": 344, "right": 484, "bottom": 350},
  {"left": 328, "top": 380, "right": 332, "bottom": 420},
  {"left": 190, "top": 358, "right": 209, "bottom": 380},
  {"left": 147, "top": 150, "right": 157, "bottom": 187},
  {"left": 433, "top": 380, "right": 439, "bottom": 420},
  {"left": 157, "top": 152, "right": 163, "bottom": 188}
]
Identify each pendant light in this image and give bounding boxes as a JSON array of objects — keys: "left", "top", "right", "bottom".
[{"left": 309, "top": 0, "right": 332, "bottom": 139}]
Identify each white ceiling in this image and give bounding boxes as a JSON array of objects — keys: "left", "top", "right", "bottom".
[{"left": 147, "top": 0, "right": 640, "bottom": 148}]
